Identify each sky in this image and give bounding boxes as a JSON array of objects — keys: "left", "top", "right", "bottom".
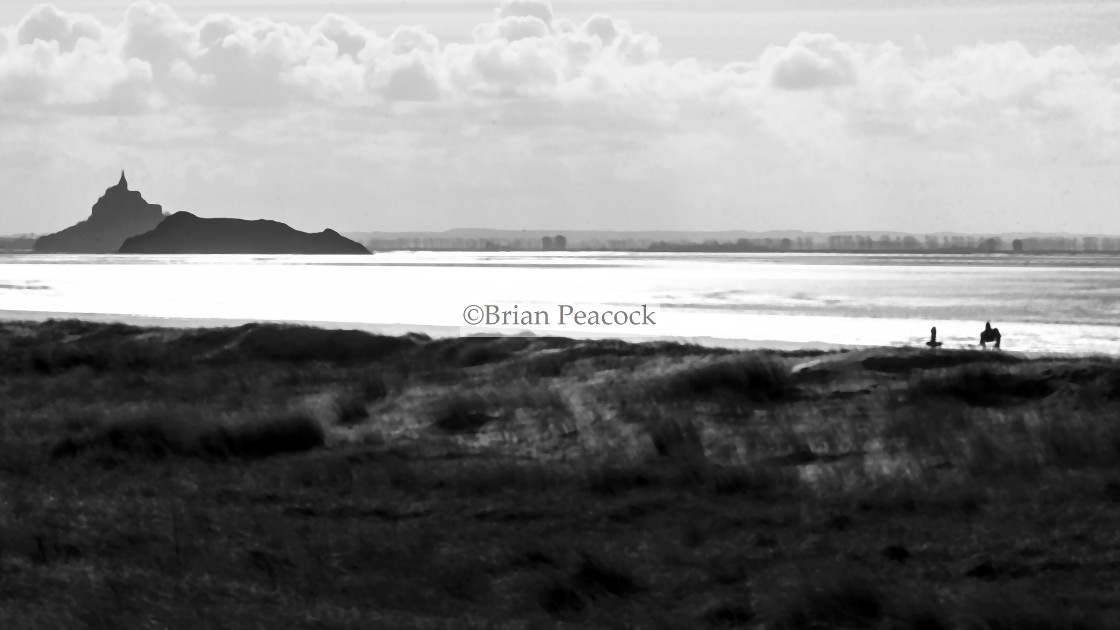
[{"left": 2, "top": 0, "right": 1120, "bottom": 235}]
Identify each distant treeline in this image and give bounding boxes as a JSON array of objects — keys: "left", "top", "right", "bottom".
[
  {"left": 820, "top": 235, "right": 1120, "bottom": 253},
  {"left": 649, "top": 238, "right": 795, "bottom": 252},
  {"left": 366, "top": 234, "right": 1120, "bottom": 253},
  {"left": 655, "top": 236, "right": 1120, "bottom": 253},
  {"left": 0, "top": 237, "right": 35, "bottom": 251},
  {"left": 368, "top": 235, "right": 572, "bottom": 252}
]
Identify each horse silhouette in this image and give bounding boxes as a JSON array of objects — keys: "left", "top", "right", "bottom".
[
  {"left": 979, "top": 321, "right": 1001, "bottom": 349},
  {"left": 925, "top": 326, "right": 942, "bottom": 348}
]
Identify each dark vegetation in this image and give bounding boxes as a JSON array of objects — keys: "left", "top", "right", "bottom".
[
  {"left": 657, "top": 354, "right": 798, "bottom": 403},
  {"left": 49, "top": 409, "right": 326, "bottom": 462},
  {"left": 912, "top": 365, "right": 1058, "bottom": 407},
  {"left": 2, "top": 319, "right": 1120, "bottom": 628}
]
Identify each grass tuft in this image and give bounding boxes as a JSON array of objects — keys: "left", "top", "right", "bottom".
[
  {"left": 647, "top": 416, "right": 705, "bottom": 462},
  {"left": 538, "top": 583, "right": 586, "bottom": 620},
  {"left": 571, "top": 552, "right": 644, "bottom": 599},
  {"left": 958, "top": 584, "right": 1101, "bottom": 629},
  {"left": 777, "top": 568, "right": 884, "bottom": 629},
  {"left": 703, "top": 602, "right": 755, "bottom": 627},
  {"left": 214, "top": 412, "right": 326, "bottom": 457},
  {"left": 661, "top": 354, "right": 796, "bottom": 404},
  {"left": 911, "top": 365, "right": 1057, "bottom": 407},
  {"left": 432, "top": 392, "right": 497, "bottom": 434},
  {"left": 52, "top": 409, "right": 325, "bottom": 461},
  {"left": 333, "top": 391, "right": 370, "bottom": 426},
  {"left": 234, "top": 324, "right": 419, "bottom": 363},
  {"left": 586, "top": 463, "right": 658, "bottom": 495},
  {"left": 861, "top": 349, "right": 1022, "bottom": 374}
]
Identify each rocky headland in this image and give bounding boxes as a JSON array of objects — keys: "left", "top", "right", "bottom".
[{"left": 118, "top": 211, "right": 370, "bottom": 255}]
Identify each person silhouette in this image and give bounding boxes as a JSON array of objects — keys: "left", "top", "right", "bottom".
[{"left": 926, "top": 326, "right": 942, "bottom": 348}]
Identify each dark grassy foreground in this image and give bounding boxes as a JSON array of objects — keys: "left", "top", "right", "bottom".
[{"left": 2, "top": 320, "right": 1120, "bottom": 629}]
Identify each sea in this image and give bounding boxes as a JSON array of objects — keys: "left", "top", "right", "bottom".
[{"left": 2, "top": 251, "right": 1119, "bottom": 355}]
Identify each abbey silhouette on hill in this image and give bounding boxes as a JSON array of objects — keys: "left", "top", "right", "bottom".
[
  {"left": 35, "top": 172, "right": 369, "bottom": 255},
  {"left": 35, "top": 172, "right": 165, "bottom": 254}
]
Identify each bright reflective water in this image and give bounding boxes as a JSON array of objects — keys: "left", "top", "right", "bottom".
[{"left": 2, "top": 252, "right": 1119, "bottom": 354}]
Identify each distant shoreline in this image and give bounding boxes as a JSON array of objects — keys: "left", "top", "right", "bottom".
[
  {"left": 8, "top": 248, "right": 1120, "bottom": 257},
  {"left": 11, "top": 233, "right": 1120, "bottom": 255},
  {"left": 362, "top": 248, "right": 1120, "bottom": 255},
  {"left": 7, "top": 248, "right": 1120, "bottom": 255}
]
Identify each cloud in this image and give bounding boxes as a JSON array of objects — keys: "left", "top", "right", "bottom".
[
  {"left": 0, "top": 1, "right": 670, "bottom": 112},
  {"left": 582, "top": 15, "right": 619, "bottom": 47},
  {"left": 16, "top": 4, "right": 103, "bottom": 52},
  {"left": 371, "top": 50, "right": 442, "bottom": 101},
  {"left": 0, "top": 31, "right": 154, "bottom": 111},
  {"left": 496, "top": 0, "right": 555, "bottom": 24},
  {"left": 312, "top": 14, "right": 371, "bottom": 59},
  {"left": 121, "top": 1, "right": 192, "bottom": 71},
  {"left": 473, "top": 15, "right": 551, "bottom": 44},
  {"left": 0, "top": 0, "right": 1118, "bottom": 169},
  {"left": 765, "top": 33, "right": 858, "bottom": 90}
]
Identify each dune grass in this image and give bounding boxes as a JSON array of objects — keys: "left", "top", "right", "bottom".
[
  {"left": 49, "top": 408, "right": 326, "bottom": 462},
  {"left": 2, "top": 320, "right": 1120, "bottom": 628},
  {"left": 658, "top": 353, "right": 798, "bottom": 404}
]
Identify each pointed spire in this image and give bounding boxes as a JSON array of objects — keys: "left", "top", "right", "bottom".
[{"left": 118, "top": 170, "right": 128, "bottom": 190}]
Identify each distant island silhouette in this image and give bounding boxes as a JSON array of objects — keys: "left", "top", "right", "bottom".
[
  {"left": 34, "top": 172, "right": 166, "bottom": 253},
  {"left": 32, "top": 172, "right": 368, "bottom": 255},
  {"left": 119, "top": 211, "right": 370, "bottom": 255},
  {"left": 20, "top": 173, "right": 1120, "bottom": 256}
]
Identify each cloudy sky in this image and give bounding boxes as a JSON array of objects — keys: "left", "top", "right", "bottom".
[{"left": 3, "top": 0, "right": 1120, "bottom": 235}]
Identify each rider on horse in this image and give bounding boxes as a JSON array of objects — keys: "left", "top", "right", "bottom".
[{"left": 980, "top": 321, "right": 1001, "bottom": 349}]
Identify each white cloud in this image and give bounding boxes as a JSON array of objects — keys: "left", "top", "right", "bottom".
[
  {"left": 4, "top": 1, "right": 1120, "bottom": 234},
  {"left": 371, "top": 50, "right": 443, "bottom": 102},
  {"left": 764, "top": 33, "right": 859, "bottom": 90},
  {"left": 311, "top": 14, "right": 371, "bottom": 60},
  {"left": 0, "top": 0, "right": 1110, "bottom": 155},
  {"left": 16, "top": 4, "right": 103, "bottom": 52},
  {"left": 581, "top": 15, "right": 618, "bottom": 47},
  {"left": 474, "top": 15, "right": 550, "bottom": 44},
  {"left": 496, "top": 0, "right": 554, "bottom": 24},
  {"left": 121, "top": 1, "right": 192, "bottom": 71}
]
